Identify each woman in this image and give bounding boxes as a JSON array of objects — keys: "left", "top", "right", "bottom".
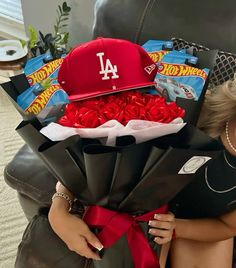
[
  {"left": 49, "top": 78, "right": 236, "bottom": 267},
  {"left": 168, "top": 78, "right": 236, "bottom": 268}
]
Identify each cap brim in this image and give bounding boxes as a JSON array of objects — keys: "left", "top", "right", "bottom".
[{"left": 68, "top": 82, "right": 156, "bottom": 102}]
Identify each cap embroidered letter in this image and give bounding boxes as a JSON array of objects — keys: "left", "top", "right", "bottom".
[{"left": 97, "top": 52, "right": 119, "bottom": 80}]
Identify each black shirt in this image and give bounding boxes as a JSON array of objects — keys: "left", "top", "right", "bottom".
[{"left": 170, "top": 150, "right": 236, "bottom": 218}]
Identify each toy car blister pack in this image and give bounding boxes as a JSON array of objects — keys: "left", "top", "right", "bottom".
[
  {"left": 17, "top": 54, "right": 69, "bottom": 115},
  {"left": 155, "top": 53, "right": 209, "bottom": 101},
  {"left": 24, "top": 53, "right": 64, "bottom": 86},
  {"left": 143, "top": 40, "right": 210, "bottom": 102},
  {"left": 17, "top": 83, "right": 68, "bottom": 115},
  {"left": 142, "top": 40, "right": 173, "bottom": 63}
]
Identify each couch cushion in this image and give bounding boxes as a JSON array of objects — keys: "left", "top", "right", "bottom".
[
  {"left": 94, "top": 0, "right": 236, "bottom": 54},
  {"left": 15, "top": 213, "right": 91, "bottom": 268},
  {"left": 4, "top": 144, "right": 57, "bottom": 205}
]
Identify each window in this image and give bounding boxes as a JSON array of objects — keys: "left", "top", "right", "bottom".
[
  {"left": 0, "top": 0, "right": 27, "bottom": 40},
  {"left": 0, "top": 0, "right": 23, "bottom": 21}
]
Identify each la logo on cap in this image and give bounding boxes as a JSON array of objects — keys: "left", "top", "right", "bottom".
[
  {"left": 97, "top": 52, "right": 119, "bottom": 81},
  {"left": 58, "top": 38, "right": 158, "bottom": 101}
]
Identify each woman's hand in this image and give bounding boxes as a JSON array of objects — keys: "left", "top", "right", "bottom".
[
  {"left": 148, "top": 213, "right": 175, "bottom": 245},
  {"left": 48, "top": 194, "right": 103, "bottom": 260}
]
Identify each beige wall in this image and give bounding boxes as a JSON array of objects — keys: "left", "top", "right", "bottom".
[{"left": 21, "top": 0, "right": 96, "bottom": 47}]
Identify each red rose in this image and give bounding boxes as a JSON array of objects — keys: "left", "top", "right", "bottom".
[
  {"left": 58, "top": 103, "right": 79, "bottom": 127},
  {"left": 81, "top": 98, "right": 105, "bottom": 110},
  {"left": 106, "top": 94, "right": 126, "bottom": 107},
  {"left": 168, "top": 102, "right": 185, "bottom": 119},
  {"left": 145, "top": 97, "right": 174, "bottom": 123},
  {"left": 100, "top": 102, "right": 124, "bottom": 122},
  {"left": 58, "top": 91, "right": 185, "bottom": 129},
  {"left": 76, "top": 107, "right": 100, "bottom": 128},
  {"left": 157, "top": 106, "right": 173, "bottom": 123},
  {"left": 123, "top": 104, "right": 145, "bottom": 125},
  {"left": 128, "top": 91, "right": 147, "bottom": 107}
]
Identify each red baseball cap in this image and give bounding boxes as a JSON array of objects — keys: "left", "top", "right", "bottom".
[{"left": 58, "top": 38, "right": 157, "bottom": 101}]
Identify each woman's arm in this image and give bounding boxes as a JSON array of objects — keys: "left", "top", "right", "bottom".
[
  {"left": 174, "top": 209, "right": 236, "bottom": 242},
  {"left": 48, "top": 183, "right": 103, "bottom": 260},
  {"left": 149, "top": 209, "right": 236, "bottom": 243}
]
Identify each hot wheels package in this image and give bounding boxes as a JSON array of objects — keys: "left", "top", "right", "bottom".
[
  {"left": 142, "top": 40, "right": 173, "bottom": 63},
  {"left": 17, "top": 53, "right": 68, "bottom": 115},
  {"left": 162, "top": 50, "right": 198, "bottom": 65},
  {"left": 142, "top": 40, "right": 173, "bottom": 51},
  {"left": 143, "top": 39, "right": 210, "bottom": 102},
  {"left": 155, "top": 58, "right": 209, "bottom": 102},
  {"left": 17, "top": 83, "right": 68, "bottom": 115},
  {"left": 24, "top": 53, "right": 65, "bottom": 86}
]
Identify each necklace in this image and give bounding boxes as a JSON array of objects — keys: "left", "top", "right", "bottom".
[
  {"left": 225, "top": 121, "right": 236, "bottom": 154},
  {"left": 204, "top": 167, "right": 236, "bottom": 193},
  {"left": 223, "top": 151, "right": 236, "bottom": 169}
]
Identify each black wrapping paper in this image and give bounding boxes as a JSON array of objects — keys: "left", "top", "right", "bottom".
[
  {"left": 38, "top": 136, "right": 93, "bottom": 200},
  {"left": 15, "top": 118, "right": 223, "bottom": 209},
  {"left": 119, "top": 147, "right": 221, "bottom": 213},
  {"left": 107, "top": 141, "right": 152, "bottom": 210},
  {"left": 83, "top": 145, "right": 118, "bottom": 204},
  {"left": 1, "top": 80, "right": 32, "bottom": 120},
  {"left": 16, "top": 118, "right": 49, "bottom": 152}
]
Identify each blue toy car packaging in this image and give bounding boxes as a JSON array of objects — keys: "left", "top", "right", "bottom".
[
  {"left": 17, "top": 53, "right": 68, "bottom": 115},
  {"left": 142, "top": 39, "right": 210, "bottom": 102},
  {"left": 17, "top": 82, "right": 69, "bottom": 115},
  {"left": 142, "top": 40, "right": 173, "bottom": 63},
  {"left": 162, "top": 50, "right": 198, "bottom": 65},
  {"left": 24, "top": 53, "right": 65, "bottom": 86},
  {"left": 155, "top": 54, "right": 209, "bottom": 102}
]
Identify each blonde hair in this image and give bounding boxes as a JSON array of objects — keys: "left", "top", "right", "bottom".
[{"left": 197, "top": 77, "right": 236, "bottom": 138}]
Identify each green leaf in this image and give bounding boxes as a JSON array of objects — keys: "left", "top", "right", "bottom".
[
  {"left": 28, "top": 25, "right": 38, "bottom": 49},
  {"left": 19, "top": 39, "right": 27, "bottom": 49},
  {"left": 54, "top": 33, "right": 62, "bottom": 42},
  {"left": 40, "top": 78, "right": 52, "bottom": 90},
  {"left": 62, "top": 2, "right": 67, "bottom": 11},
  {"left": 62, "top": 2, "right": 71, "bottom": 12},
  {"left": 62, "top": 32, "right": 69, "bottom": 43},
  {"left": 39, "top": 31, "right": 45, "bottom": 42},
  {"left": 58, "top": 5, "right": 62, "bottom": 14},
  {"left": 54, "top": 25, "right": 58, "bottom": 34},
  {"left": 59, "top": 24, "right": 68, "bottom": 29},
  {"left": 60, "top": 17, "right": 69, "bottom": 22},
  {"left": 49, "top": 43, "right": 56, "bottom": 58}
]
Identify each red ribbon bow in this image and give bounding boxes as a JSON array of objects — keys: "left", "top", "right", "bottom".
[{"left": 83, "top": 205, "right": 168, "bottom": 268}]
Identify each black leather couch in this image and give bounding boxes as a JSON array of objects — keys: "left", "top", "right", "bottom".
[{"left": 4, "top": 0, "right": 236, "bottom": 267}]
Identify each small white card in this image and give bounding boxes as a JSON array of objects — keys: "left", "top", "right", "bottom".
[{"left": 178, "top": 156, "right": 212, "bottom": 174}]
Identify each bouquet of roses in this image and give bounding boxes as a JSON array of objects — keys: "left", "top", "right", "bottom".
[
  {"left": 6, "top": 38, "right": 221, "bottom": 268},
  {"left": 41, "top": 90, "right": 185, "bottom": 146}
]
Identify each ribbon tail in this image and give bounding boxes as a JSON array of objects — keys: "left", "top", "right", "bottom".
[{"left": 127, "top": 223, "right": 160, "bottom": 268}]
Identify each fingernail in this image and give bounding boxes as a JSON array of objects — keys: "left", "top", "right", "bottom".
[
  {"left": 94, "top": 242, "right": 103, "bottom": 251},
  {"left": 148, "top": 220, "right": 153, "bottom": 225},
  {"left": 154, "top": 214, "right": 161, "bottom": 219},
  {"left": 148, "top": 228, "right": 153, "bottom": 234}
]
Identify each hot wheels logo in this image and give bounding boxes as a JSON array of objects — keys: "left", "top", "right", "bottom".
[
  {"left": 148, "top": 51, "right": 169, "bottom": 63},
  {"left": 26, "top": 84, "right": 60, "bottom": 114},
  {"left": 27, "top": 58, "right": 64, "bottom": 85},
  {"left": 157, "top": 62, "right": 208, "bottom": 80}
]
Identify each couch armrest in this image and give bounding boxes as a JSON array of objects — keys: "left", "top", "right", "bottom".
[{"left": 4, "top": 144, "right": 57, "bottom": 205}]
